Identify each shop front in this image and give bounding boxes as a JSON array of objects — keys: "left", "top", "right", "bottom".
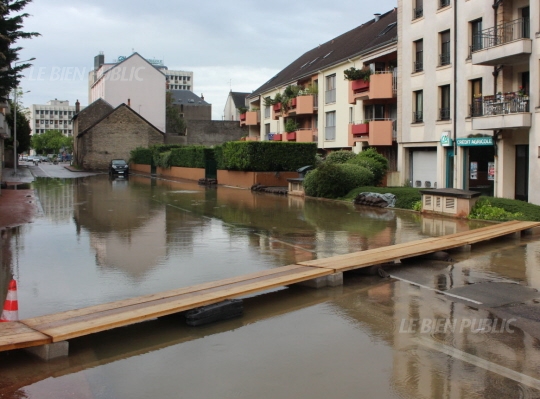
[{"left": 457, "top": 137, "right": 495, "bottom": 197}]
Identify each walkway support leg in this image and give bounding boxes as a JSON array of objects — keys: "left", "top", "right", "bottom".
[{"left": 25, "top": 341, "right": 69, "bottom": 361}]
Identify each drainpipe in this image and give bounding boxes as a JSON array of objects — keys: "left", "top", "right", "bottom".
[
  {"left": 492, "top": 0, "right": 504, "bottom": 94},
  {"left": 452, "top": 0, "right": 458, "bottom": 188}
]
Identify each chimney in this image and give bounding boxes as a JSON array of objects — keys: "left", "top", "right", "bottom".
[
  {"left": 374, "top": 13, "right": 381, "bottom": 22},
  {"left": 75, "top": 99, "right": 80, "bottom": 113},
  {"left": 128, "top": 98, "right": 131, "bottom": 107},
  {"left": 201, "top": 93, "right": 204, "bottom": 101}
]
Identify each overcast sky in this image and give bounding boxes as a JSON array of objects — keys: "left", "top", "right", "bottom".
[{"left": 18, "top": 0, "right": 397, "bottom": 120}]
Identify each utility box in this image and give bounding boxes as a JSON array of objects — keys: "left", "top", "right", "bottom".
[{"left": 420, "top": 188, "right": 481, "bottom": 218}]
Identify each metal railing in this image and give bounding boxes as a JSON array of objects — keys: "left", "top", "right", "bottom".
[
  {"left": 413, "top": 60, "right": 423, "bottom": 73},
  {"left": 413, "top": 111, "right": 423, "bottom": 123},
  {"left": 470, "top": 94, "right": 529, "bottom": 117},
  {"left": 472, "top": 17, "right": 530, "bottom": 53},
  {"left": 439, "top": 107, "right": 451, "bottom": 120},
  {"left": 439, "top": 52, "right": 450, "bottom": 66},
  {"left": 413, "top": 7, "right": 423, "bottom": 19},
  {"left": 439, "top": 0, "right": 450, "bottom": 9}
]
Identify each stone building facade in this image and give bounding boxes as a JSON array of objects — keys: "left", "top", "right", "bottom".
[{"left": 74, "top": 102, "right": 164, "bottom": 170}]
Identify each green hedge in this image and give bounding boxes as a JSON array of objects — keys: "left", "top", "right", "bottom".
[
  {"left": 304, "top": 163, "right": 374, "bottom": 199},
  {"left": 168, "top": 146, "right": 207, "bottom": 168},
  {"left": 220, "top": 141, "right": 317, "bottom": 172},
  {"left": 325, "top": 150, "right": 356, "bottom": 164},
  {"left": 130, "top": 147, "right": 153, "bottom": 165}
]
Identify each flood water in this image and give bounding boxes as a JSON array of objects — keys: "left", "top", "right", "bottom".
[{"left": 2, "top": 174, "right": 540, "bottom": 398}]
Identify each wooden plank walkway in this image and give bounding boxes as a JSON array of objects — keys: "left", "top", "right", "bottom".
[{"left": 0, "top": 220, "right": 538, "bottom": 352}]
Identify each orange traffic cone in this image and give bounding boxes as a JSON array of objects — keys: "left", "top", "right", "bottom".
[{"left": 0, "top": 280, "right": 19, "bottom": 322}]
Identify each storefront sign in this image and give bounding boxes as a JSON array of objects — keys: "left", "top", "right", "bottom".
[
  {"left": 440, "top": 132, "right": 452, "bottom": 147},
  {"left": 456, "top": 137, "right": 493, "bottom": 146}
]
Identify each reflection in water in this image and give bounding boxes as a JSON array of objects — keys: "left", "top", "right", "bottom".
[{"left": 2, "top": 175, "right": 540, "bottom": 398}]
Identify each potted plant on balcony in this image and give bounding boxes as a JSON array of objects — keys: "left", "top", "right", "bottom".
[
  {"left": 237, "top": 106, "right": 248, "bottom": 114},
  {"left": 285, "top": 118, "right": 299, "bottom": 133},
  {"left": 343, "top": 67, "right": 372, "bottom": 82}
]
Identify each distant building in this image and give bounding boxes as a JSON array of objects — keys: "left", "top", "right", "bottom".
[
  {"left": 30, "top": 99, "right": 84, "bottom": 136},
  {"left": 223, "top": 91, "right": 250, "bottom": 121},
  {"left": 168, "top": 90, "right": 211, "bottom": 122},
  {"left": 88, "top": 52, "right": 167, "bottom": 132},
  {"left": 73, "top": 99, "right": 164, "bottom": 170}
]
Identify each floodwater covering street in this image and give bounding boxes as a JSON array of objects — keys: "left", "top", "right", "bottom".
[{"left": 2, "top": 170, "right": 540, "bottom": 398}]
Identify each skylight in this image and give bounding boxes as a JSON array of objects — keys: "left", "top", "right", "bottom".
[
  {"left": 378, "top": 22, "right": 397, "bottom": 36},
  {"left": 323, "top": 51, "right": 334, "bottom": 59}
]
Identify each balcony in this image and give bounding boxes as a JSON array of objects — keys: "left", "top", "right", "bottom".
[
  {"left": 240, "top": 110, "right": 260, "bottom": 127},
  {"left": 348, "top": 73, "right": 395, "bottom": 104},
  {"left": 348, "top": 120, "right": 394, "bottom": 147},
  {"left": 471, "top": 93, "right": 531, "bottom": 130},
  {"left": 283, "top": 129, "right": 317, "bottom": 143},
  {"left": 272, "top": 103, "right": 282, "bottom": 120},
  {"left": 272, "top": 133, "right": 283, "bottom": 141},
  {"left": 471, "top": 18, "right": 531, "bottom": 66},
  {"left": 288, "top": 95, "right": 315, "bottom": 115}
]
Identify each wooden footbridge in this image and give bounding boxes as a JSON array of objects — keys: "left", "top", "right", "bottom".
[{"left": 1, "top": 220, "right": 538, "bottom": 354}]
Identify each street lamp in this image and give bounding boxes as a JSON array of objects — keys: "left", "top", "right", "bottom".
[{"left": 12, "top": 57, "right": 35, "bottom": 176}]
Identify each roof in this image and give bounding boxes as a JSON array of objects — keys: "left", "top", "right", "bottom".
[
  {"left": 77, "top": 103, "right": 165, "bottom": 137},
  {"left": 230, "top": 91, "right": 250, "bottom": 108},
  {"left": 91, "top": 53, "right": 166, "bottom": 89},
  {"left": 169, "top": 90, "right": 210, "bottom": 106},
  {"left": 250, "top": 9, "right": 397, "bottom": 98},
  {"left": 72, "top": 98, "right": 113, "bottom": 121}
]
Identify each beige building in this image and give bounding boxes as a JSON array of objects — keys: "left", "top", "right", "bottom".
[
  {"left": 243, "top": 10, "right": 399, "bottom": 175},
  {"left": 398, "top": 0, "right": 537, "bottom": 203}
]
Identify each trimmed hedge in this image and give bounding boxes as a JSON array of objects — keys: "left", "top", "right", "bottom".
[
  {"left": 130, "top": 147, "right": 153, "bottom": 165},
  {"left": 325, "top": 150, "right": 356, "bottom": 165},
  {"left": 304, "top": 163, "right": 374, "bottom": 199},
  {"left": 169, "top": 146, "right": 206, "bottom": 168},
  {"left": 220, "top": 141, "right": 317, "bottom": 172}
]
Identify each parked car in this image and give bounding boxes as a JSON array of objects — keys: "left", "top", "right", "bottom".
[{"left": 109, "top": 159, "right": 129, "bottom": 176}]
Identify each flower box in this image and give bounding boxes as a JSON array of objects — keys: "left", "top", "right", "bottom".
[{"left": 351, "top": 79, "right": 370, "bottom": 92}]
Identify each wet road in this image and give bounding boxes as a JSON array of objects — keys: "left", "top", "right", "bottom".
[{"left": 1, "top": 171, "right": 540, "bottom": 398}]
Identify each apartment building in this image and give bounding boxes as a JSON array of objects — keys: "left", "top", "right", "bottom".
[
  {"left": 30, "top": 99, "right": 82, "bottom": 136},
  {"left": 244, "top": 10, "right": 399, "bottom": 175},
  {"left": 398, "top": 0, "right": 538, "bottom": 203}
]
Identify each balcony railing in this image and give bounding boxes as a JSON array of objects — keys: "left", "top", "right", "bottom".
[
  {"left": 413, "top": 111, "right": 423, "bottom": 123},
  {"left": 470, "top": 93, "right": 529, "bottom": 117},
  {"left": 413, "top": 7, "right": 423, "bottom": 19},
  {"left": 439, "top": 52, "right": 450, "bottom": 66},
  {"left": 413, "top": 60, "right": 423, "bottom": 73},
  {"left": 439, "top": 107, "right": 451, "bottom": 121},
  {"left": 472, "top": 17, "right": 530, "bottom": 53}
]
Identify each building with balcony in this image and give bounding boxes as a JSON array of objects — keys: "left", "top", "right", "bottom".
[
  {"left": 30, "top": 99, "right": 84, "bottom": 137},
  {"left": 398, "top": 0, "right": 537, "bottom": 203},
  {"left": 244, "top": 10, "right": 398, "bottom": 168}
]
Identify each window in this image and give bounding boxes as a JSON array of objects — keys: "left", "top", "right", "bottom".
[
  {"left": 325, "top": 111, "right": 336, "bottom": 140},
  {"left": 325, "top": 74, "right": 336, "bottom": 104},
  {"left": 439, "top": 30, "right": 451, "bottom": 66},
  {"left": 470, "top": 79, "right": 482, "bottom": 116},
  {"left": 414, "top": 40, "right": 423, "bottom": 73},
  {"left": 413, "top": 90, "right": 423, "bottom": 123},
  {"left": 265, "top": 123, "right": 270, "bottom": 139},
  {"left": 365, "top": 104, "right": 385, "bottom": 121},
  {"left": 264, "top": 97, "right": 271, "bottom": 119},
  {"left": 439, "top": 85, "right": 451, "bottom": 120},
  {"left": 349, "top": 107, "right": 353, "bottom": 124},
  {"left": 413, "top": 0, "right": 423, "bottom": 19},
  {"left": 470, "top": 19, "right": 483, "bottom": 54},
  {"left": 439, "top": 0, "right": 450, "bottom": 9}
]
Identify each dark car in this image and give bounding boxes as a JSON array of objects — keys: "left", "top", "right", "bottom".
[{"left": 109, "top": 159, "right": 129, "bottom": 176}]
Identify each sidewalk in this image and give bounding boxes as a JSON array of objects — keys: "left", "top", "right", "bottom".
[{"left": 0, "top": 166, "right": 37, "bottom": 229}]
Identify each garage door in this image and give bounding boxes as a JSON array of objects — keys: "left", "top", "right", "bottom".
[{"left": 411, "top": 150, "right": 437, "bottom": 188}]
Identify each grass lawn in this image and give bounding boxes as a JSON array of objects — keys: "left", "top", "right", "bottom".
[{"left": 342, "top": 187, "right": 540, "bottom": 222}]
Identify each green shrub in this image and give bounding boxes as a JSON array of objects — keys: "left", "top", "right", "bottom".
[
  {"left": 469, "top": 198, "right": 524, "bottom": 221},
  {"left": 220, "top": 141, "right": 316, "bottom": 172},
  {"left": 325, "top": 150, "right": 356, "bottom": 165},
  {"left": 347, "top": 148, "right": 389, "bottom": 185},
  {"left": 303, "top": 163, "right": 374, "bottom": 199},
  {"left": 214, "top": 145, "right": 225, "bottom": 170},
  {"left": 130, "top": 147, "right": 153, "bottom": 165},
  {"left": 412, "top": 200, "right": 422, "bottom": 211},
  {"left": 169, "top": 146, "right": 207, "bottom": 168}
]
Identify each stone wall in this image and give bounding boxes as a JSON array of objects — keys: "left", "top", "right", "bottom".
[
  {"left": 165, "top": 120, "right": 246, "bottom": 146},
  {"left": 78, "top": 105, "right": 164, "bottom": 170}
]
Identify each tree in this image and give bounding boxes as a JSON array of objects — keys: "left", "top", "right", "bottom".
[
  {"left": 30, "top": 129, "right": 69, "bottom": 154},
  {"left": 165, "top": 91, "right": 186, "bottom": 135},
  {"left": 0, "top": 0, "right": 40, "bottom": 102},
  {"left": 5, "top": 96, "right": 31, "bottom": 153}
]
